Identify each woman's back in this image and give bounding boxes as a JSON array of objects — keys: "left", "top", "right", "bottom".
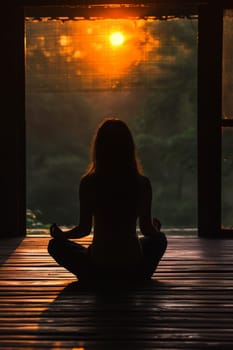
[{"left": 81, "top": 172, "right": 146, "bottom": 268}]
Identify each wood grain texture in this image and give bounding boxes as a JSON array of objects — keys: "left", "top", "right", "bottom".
[{"left": 0, "top": 235, "right": 233, "bottom": 349}]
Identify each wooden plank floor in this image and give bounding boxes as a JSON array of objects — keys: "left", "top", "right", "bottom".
[{"left": 1, "top": 235, "right": 233, "bottom": 350}]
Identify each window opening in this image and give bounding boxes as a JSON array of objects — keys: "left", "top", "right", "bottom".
[{"left": 25, "top": 16, "right": 198, "bottom": 235}]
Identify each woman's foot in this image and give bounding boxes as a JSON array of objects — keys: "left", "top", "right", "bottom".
[{"left": 50, "top": 223, "right": 67, "bottom": 240}]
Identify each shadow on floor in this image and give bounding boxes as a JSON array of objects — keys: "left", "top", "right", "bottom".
[
  {"left": 36, "top": 278, "right": 171, "bottom": 349},
  {"left": 0, "top": 236, "right": 24, "bottom": 267}
]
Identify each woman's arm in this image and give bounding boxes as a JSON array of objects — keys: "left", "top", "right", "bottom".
[
  {"left": 139, "top": 177, "right": 161, "bottom": 237},
  {"left": 50, "top": 176, "right": 93, "bottom": 240},
  {"left": 50, "top": 223, "right": 91, "bottom": 240}
]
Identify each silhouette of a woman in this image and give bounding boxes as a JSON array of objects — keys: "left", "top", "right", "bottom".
[{"left": 48, "top": 117, "right": 167, "bottom": 282}]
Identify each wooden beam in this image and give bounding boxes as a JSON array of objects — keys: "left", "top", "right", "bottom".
[
  {"left": 23, "top": 0, "right": 203, "bottom": 19},
  {"left": 1, "top": 4, "right": 26, "bottom": 238},
  {"left": 197, "top": 4, "right": 223, "bottom": 237},
  {"left": 20, "top": 0, "right": 207, "bottom": 7},
  {"left": 24, "top": 5, "right": 199, "bottom": 18}
]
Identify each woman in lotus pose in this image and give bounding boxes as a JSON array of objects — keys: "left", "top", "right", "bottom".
[{"left": 48, "top": 117, "right": 167, "bottom": 282}]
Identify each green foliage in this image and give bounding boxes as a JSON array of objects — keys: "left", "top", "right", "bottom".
[{"left": 26, "top": 209, "right": 43, "bottom": 228}]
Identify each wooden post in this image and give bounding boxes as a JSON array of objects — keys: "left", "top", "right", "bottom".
[
  {"left": 198, "top": 4, "right": 223, "bottom": 237},
  {"left": 1, "top": 4, "right": 26, "bottom": 237}
]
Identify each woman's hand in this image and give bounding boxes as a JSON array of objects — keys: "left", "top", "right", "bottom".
[{"left": 50, "top": 223, "right": 66, "bottom": 240}]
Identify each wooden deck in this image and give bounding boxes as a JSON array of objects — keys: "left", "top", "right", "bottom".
[{"left": 1, "top": 235, "right": 233, "bottom": 350}]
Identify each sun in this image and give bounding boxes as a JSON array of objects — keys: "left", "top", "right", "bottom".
[{"left": 109, "top": 32, "right": 125, "bottom": 46}]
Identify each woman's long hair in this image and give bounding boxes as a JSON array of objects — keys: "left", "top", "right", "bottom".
[{"left": 84, "top": 117, "right": 143, "bottom": 176}]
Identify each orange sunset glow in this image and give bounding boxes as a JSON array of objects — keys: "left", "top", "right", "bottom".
[
  {"left": 110, "top": 31, "right": 125, "bottom": 46},
  {"left": 56, "top": 19, "right": 160, "bottom": 79},
  {"left": 26, "top": 18, "right": 161, "bottom": 89},
  {"left": 88, "top": 20, "right": 158, "bottom": 82}
]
